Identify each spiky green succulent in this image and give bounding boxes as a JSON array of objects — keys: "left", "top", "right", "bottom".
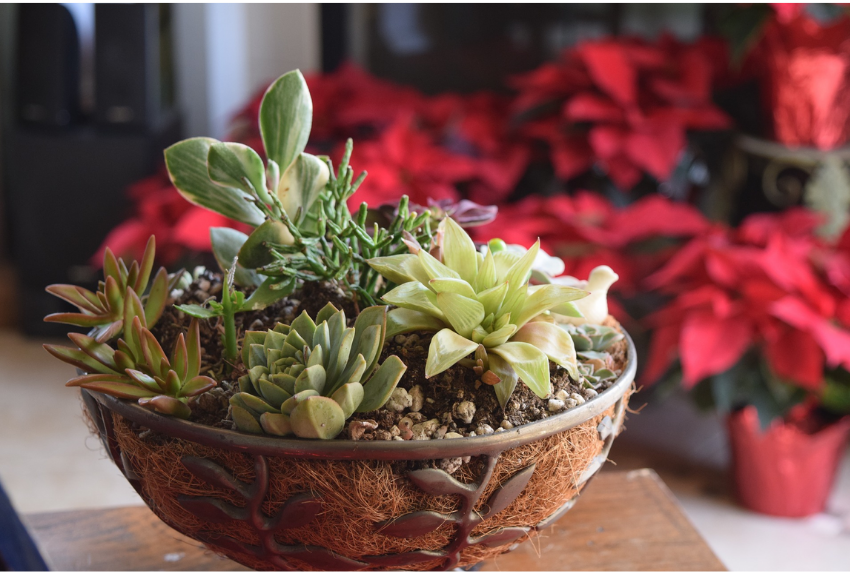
[
  {"left": 45, "top": 236, "right": 170, "bottom": 342},
  {"left": 44, "top": 291, "right": 217, "bottom": 418},
  {"left": 367, "top": 217, "right": 589, "bottom": 406},
  {"left": 562, "top": 323, "right": 624, "bottom": 388},
  {"left": 230, "top": 303, "right": 407, "bottom": 439}
]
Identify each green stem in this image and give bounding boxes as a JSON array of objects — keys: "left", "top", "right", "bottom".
[{"left": 221, "top": 282, "right": 238, "bottom": 367}]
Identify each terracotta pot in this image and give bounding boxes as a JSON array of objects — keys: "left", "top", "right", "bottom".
[
  {"left": 80, "top": 334, "right": 635, "bottom": 571},
  {"left": 727, "top": 406, "right": 850, "bottom": 517}
]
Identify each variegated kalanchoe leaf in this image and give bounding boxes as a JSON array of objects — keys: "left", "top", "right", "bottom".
[
  {"left": 44, "top": 236, "right": 171, "bottom": 342},
  {"left": 44, "top": 291, "right": 217, "bottom": 419},
  {"left": 231, "top": 303, "right": 407, "bottom": 439},
  {"left": 367, "top": 217, "right": 590, "bottom": 407}
]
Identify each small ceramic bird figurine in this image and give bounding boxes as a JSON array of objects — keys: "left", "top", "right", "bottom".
[{"left": 552, "top": 265, "right": 619, "bottom": 326}]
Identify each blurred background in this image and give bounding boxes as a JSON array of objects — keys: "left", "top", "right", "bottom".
[{"left": 2, "top": 4, "right": 850, "bottom": 570}]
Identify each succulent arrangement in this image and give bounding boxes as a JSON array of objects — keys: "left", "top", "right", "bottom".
[{"left": 44, "top": 69, "right": 625, "bottom": 441}]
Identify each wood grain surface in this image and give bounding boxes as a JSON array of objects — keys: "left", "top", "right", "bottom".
[{"left": 23, "top": 469, "right": 725, "bottom": 571}]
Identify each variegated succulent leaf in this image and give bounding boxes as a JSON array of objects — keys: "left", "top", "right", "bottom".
[
  {"left": 367, "top": 218, "right": 588, "bottom": 400},
  {"left": 560, "top": 324, "right": 623, "bottom": 388},
  {"left": 231, "top": 303, "right": 407, "bottom": 439},
  {"left": 44, "top": 236, "right": 171, "bottom": 342}
]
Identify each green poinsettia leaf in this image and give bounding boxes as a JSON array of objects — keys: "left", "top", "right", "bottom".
[
  {"left": 385, "top": 308, "right": 445, "bottom": 339},
  {"left": 435, "top": 292, "right": 485, "bottom": 339},
  {"left": 489, "top": 342, "right": 550, "bottom": 399},
  {"left": 425, "top": 329, "right": 479, "bottom": 378},
  {"left": 441, "top": 217, "right": 478, "bottom": 284},
  {"left": 164, "top": 137, "right": 265, "bottom": 226},
  {"left": 207, "top": 141, "right": 268, "bottom": 202},
  {"left": 210, "top": 227, "right": 264, "bottom": 288},
  {"left": 277, "top": 152, "right": 329, "bottom": 220},
  {"left": 516, "top": 284, "right": 589, "bottom": 328},
  {"left": 512, "top": 321, "right": 577, "bottom": 377},
  {"left": 259, "top": 70, "right": 312, "bottom": 172}
]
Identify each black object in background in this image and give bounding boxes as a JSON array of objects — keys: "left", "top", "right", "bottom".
[
  {"left": 95, "top": 4, "right": 175, "bottom": 131},
  {"left": 15, "top": 4, "right": 80, "bottom": 127},
  {"left": 321, "top": 4, "right": 349, "bottom": 73},
  {"left": 0, "top": 476, "right": 48, "bottom": 571}
]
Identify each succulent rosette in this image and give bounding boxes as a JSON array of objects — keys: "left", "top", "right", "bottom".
[{"left": 368, "top": 217, "right": 589, "bottom": 406}]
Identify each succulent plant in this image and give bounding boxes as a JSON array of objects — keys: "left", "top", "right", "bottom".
[
  {"left": 45, "top": 236, "right": 170, "bottom": 342},
  {"left": 367, "top": 217, "right": 589, "bottom": 407},
  {"left": 562, "top": 323, "right": 624, "bottom": 388},
  {"left": 230, "top": 303, "right": 407, "bottom": 439},
  {"left": 44, "top": 290, "right": 216, "bottom": 419}
]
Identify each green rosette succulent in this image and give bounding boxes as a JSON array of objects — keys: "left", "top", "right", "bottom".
[
  {"left": 230, "top": 303, "right": 407, "bottom": 439},
  {"left": 563, "top": 323, "right": 624, "bottom": 387},
  {"left": 44, "top": 236, "right": 170, "bottom": 342},
  {"left": 44, "top": 290, "right": 217, "bottom": 418},
  {"left": 367, "top": 217, "right": 589, "bottom": 407}
]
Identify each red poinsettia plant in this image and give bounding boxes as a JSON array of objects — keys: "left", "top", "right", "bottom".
[
  {"left": 510, "top": 34, "right": 730, "bottom": 190},
  {"left": 643, "top": 207, "right": 850, "bottom": 425}
]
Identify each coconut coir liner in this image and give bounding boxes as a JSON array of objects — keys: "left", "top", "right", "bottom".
[{"left": 111, "top": 391, "right": 629, "bottom": 571}]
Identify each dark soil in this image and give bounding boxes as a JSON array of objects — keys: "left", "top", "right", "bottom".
[{"left": 149, "top": 275, "right": 628, "bottom": 445}]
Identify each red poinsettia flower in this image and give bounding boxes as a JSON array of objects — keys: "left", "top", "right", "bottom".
[
  {"left": 644, "top": 208, "right": 850, "bottom": 392},
  {"left": 511, "top": 35, "right": 731, "bottom": 190}
]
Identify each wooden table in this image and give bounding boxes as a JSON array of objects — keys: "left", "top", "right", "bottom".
[{"left": 23, "top": 469, "right": 725, "bottom": 571}]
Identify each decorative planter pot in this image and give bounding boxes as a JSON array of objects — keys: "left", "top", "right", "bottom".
[
  {"left": 80, "top": 334, "right": 636, "bottom": 571},
  {"left": 727, "top": 406, "right": 850, "bottom": 518}
]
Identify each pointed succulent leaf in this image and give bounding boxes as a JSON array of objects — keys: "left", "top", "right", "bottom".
[
  {"left": 238, "top": 220, "right": 295, "bottom": 269},
  {"left": 171, "top": 334, "right": 189, "bottom": 381},
  {"left": 77, "top": 380, "right": 157, "bottom": 399},
  {"left": 383, "top": 282, "right": 445, "bottom": 320},
  {"left": 180, "top": 375, "right": 218, "bottom": 397},
  {"left": 331, "top": 382, "right": 364, "bottom": 417},
  {"left": 67, "top": 333, "right": 117, "bottom": 370},
  {"left": 257, "top": 378, "right": 291, "bottom": 408},
  {"left": 358, "top": 355, "right": 407, "bottom": 412},
  {"left": 43, "top": 344, "right": 118, "bottom": 375},
  {"left": 290, "top": 396, "right": 346, "bottom": 439},
  {"left": 512, "top": 321, "right": 578, "bottom": 377},
  {"left": 338, "top": 353, "right": 367, "bottom": 387},
  {"left": 435, "top": 292, "right": 485, "bottom": 339},
  {"left": 242, "top": 331, "right": 267, "bottom": 366},
  {"left": 418, "top": 249, "right": 461, "bottom": 281},
  {"left": 386, "top": 308, "right": 445, "bottom": 339},
  {"left": 493, "top": 250, "right": 522, "bottom": 283},
  {"left": 441, "top": 217, "right": 479, "bottom": 284},
  {"left": 259, "top": 69, "right": 312, "bottom": 173},
  {"left": 143, "top": 268, "right": 169, "bottom": 327},
  {"left": 243, "top": 276, "right": 294, "bottom": 311},
  {"left": 550, "top": 301, "right": 584, "bottom": 318},
  {"left": 44, "top": 284, "right": 102, "bottom": 314},
  {"left": 103, "top": 247, "right": 121, "bottom": 284},
  {"left": 429, "top": 278, "right": 476, "bottom": 299},
  {"left": 135, "top": 236, "right": 157, "bottom": 292},
  {"left": 125, "top": 369, "right": 163, "bottom": 393},
  {"left": 164, "top": 137, "right": 265, "bottom": 226},
  {"left": 43, "top": 312, "right": 112, "bottom": 328},
  {"left": 505, "top": 241, "right": 539, "bottom": 295},
  {"left": 259, "top": 412, "right": 293, "bottom": 436},
  {"left": 516, "top": 284, "right": 589, "bottom": 329},
  {"left": 476, "top": 281, "right": 509, "bottom": 317},
  {"left": 366, "top": 254, "right": 422, "bottom": 285},
  {"left": 315, "top": 302, "right": 339, "bottom": 325},
  {"left": 489, "top": 353, "right": 519, "bottom": 409},
  {"left": 353, "top": 305, "right": 388, "bottom": 374},
  {"left": 207, "top": 141, "right": 267, "bottom": 200},
  {"left": 139, "top": 395, "right": 191, "bottom": 419},
  {"left": 475, "top": 249, "right": 497, "bottom": 293},
  {"left": 231, "top": 392, "right": 279, "bottom": 415},
  {"left": 103, "top": 276, "right": 123, "bottom": 315},
  {"left": 426, "top": 329, "right": 479, "bottom": 378},
  {"left": 327, "top": 327, "right": 354, "bottom": 384},
  {"left": 290, "top": 311, "right": 317, "bottom": 347},
  {"left": 210, "top": 227, "right": 263, "bottom": 288},
  {"left": 481, "top": 324, "right": 518, "bottom": 347},
  {"left": 312, "top": 321, "right": 331, "bottom": 357},
  {"left": 490, "top": 342, "right": 550, "bottom": 399},
  {"left": 277, "top": 152, "right": 329, "bottom": 219}
]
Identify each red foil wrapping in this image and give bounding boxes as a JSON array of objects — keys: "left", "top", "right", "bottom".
[
  {"left": 727, "top": 406, "right": 850, "bottom": 517},
  {"left": 755, "top": 12, "right": 850, "bottom": 149}
]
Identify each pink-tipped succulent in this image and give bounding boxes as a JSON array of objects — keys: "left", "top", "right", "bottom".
[
  {"left": 44, "top": 236, "right": 170, "bottom": 342},
  {"left": 44, "top": 291, "right": 216, "bottom": 419}
]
